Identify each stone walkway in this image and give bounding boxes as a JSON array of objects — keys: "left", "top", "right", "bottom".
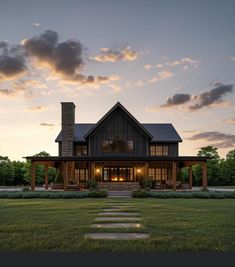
[{"left": 84, "top": 199, "right": 150, "bottom": 240}]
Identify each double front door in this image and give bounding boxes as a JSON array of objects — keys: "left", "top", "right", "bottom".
[{"left": 102, "top": 167, "right": 134, "bottom": 182}]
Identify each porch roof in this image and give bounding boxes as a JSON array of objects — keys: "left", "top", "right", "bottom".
[{"left": 24, "top": 155, "right": 210, "bottom": 162}]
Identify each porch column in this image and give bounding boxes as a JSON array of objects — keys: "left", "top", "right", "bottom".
[
  {"left": 202, "top": 161, "right": 207, "bottom": 190},
  {"left": 31, "top": 162, "right": 36, "bottom": 191},
  {"left": 64, "top": 161, "right": 68, "bottom": 191},
  {"left": 172, "top": 161, "right": 177, "bottom": 191},
  {"left": 44, "top": 165, "right": 48, "bottom": 190},
  {"left": 189, "top": 165, "right": 193, "bottom": 189},
  {"left": 144, "top": 162, "right": 149, "bottom": 179},
  {"left": 91, "top": 161, "right": 95, "bottom": 180}
]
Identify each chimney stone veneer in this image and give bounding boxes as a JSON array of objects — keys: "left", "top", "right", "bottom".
[{"left": 61, "top": 102, "right": 75, "bottom": 156}]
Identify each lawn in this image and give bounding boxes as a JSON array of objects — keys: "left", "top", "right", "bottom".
[{"left": 0, "top": 198, "right": 234, "bottom": 252}]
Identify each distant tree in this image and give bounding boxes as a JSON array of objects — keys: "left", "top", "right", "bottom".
[
  {"left": 219, "top": 149, "right": 235, "bottom": 185},
  {"left": 193, "top": 146, "right": 220, "bottom": 186},
  {"left": 0, "top": 156, "right": 14, "bottom": 186}
]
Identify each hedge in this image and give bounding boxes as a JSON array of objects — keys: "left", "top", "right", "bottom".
[
  {"left": 0, "top": 191, "right": 107, "bottom": 199},
  {"left": 132, "top": 190, "right": 235, "bottom": 199}
]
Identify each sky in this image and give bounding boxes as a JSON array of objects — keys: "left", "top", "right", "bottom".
[{"left": 0, "top": 0, "right": 235, "bottom": 161}]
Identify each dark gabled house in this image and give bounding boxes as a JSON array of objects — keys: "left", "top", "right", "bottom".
[{"left": 26, "top": 102, "right": 208, "bottom": 191}]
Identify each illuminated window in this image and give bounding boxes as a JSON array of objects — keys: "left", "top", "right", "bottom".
[
  {"left": 156, "top": 168, "right": 161, "bottom": 180},
  {"left": 150, "top": 146, "right": 155, "bottom": 156},
  {"left": 155, "top": 146, "right": 162, "bottom": 156},
  {"left": 148, "top": 168, "right": 155, "bottom": 179},
  {"left": 163, "top": 146, "right": 168, "bottom": 156},
  {"left": 162, "top": 169, "right": 168, "bottom": 180}
]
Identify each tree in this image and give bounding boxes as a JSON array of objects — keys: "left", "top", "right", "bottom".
[
  {"left": 0, "top": 156, "right": 14, "bottom": 186},
  {"left": 219, "top": 149, "right": 235, "bottom": 185},
  {"left": 193, "top": 146, "right": 220, "bottom": 186}
]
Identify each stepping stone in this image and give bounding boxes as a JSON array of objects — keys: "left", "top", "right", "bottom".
[
  {"left": 91, "top": 223, "right": 143, "bottom": 228},
  {"left": 98, "top": 212, "right": 140, "bottom": 216},
  {"left": 102, "top": 209, "right": 124, "bottom": 212},
  {"left": 94, "top": 217, "right": 141, "bottom": 222},
  {"left": 84, "top": 233, "right": 150, "bottom": 240}
]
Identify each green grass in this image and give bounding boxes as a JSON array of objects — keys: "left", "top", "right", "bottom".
[{"left": 0, "top": 198, "right": 234, "bottom": 252}]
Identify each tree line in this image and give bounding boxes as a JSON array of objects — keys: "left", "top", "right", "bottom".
[{"left": 0, "top": 146, "right": 234, "bottom": 187}]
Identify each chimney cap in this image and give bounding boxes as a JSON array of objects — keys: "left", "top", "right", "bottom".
[{"left": 61, "top": 102, "right": 76, "bottom": 107}]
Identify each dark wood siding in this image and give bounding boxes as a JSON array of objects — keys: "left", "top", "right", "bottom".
[
  {"left": 149, "top": 143, "right": 179, "bottom": 156},
  {"left": 89, "top": 108, "right": 149, "bottom": 156}
]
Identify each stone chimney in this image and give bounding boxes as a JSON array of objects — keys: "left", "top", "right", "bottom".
[{"left": 61, "top": 102, "right": 75, "bottom": 156}]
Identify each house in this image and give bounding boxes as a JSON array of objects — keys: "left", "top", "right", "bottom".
[{"left": 26, "top": 102, "right": 208, "bottom": 191}]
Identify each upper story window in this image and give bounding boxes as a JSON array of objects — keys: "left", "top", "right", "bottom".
[
  {"left": 150, "top": 145, "right": 168, "bottom": 156},
  {"left": 74, "top": 145, "right": 87, "bottom": 156},
  {"left": 102, "top": 136, "right": 134, "bottom": 153}
]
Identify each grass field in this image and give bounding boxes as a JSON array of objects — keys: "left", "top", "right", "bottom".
[{"left": 0, "top": 198, "right": 234, "bottom": 252}]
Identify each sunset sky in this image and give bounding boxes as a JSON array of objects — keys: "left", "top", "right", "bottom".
[{"left": 0, "top": 0, "right": 235, "bottom": 161}]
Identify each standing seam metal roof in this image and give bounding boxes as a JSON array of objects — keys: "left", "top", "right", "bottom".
[{"left": 55, "top": 123, "right": 182, "bottom": 142}]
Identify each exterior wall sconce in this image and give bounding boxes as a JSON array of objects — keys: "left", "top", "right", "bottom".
[
  {"left": 137, "top": 168, "right": 141, "bottom": 173},
  {"left": 96, "top": 168, "right": 101, "bottom": 173}
]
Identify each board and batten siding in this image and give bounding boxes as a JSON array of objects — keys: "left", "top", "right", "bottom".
[{"left": 88, "top": 108, "right": 149, "bottom": 156}]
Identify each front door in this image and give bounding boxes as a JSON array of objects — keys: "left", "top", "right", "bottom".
[{"left": 102, "top": 167, "right": 134, "bottom": 182}]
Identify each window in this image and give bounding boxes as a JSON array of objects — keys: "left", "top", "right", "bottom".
[
  {"left": 148, "top": 168, "right": 155, "bottom": 179},
  {"left": 75, "top": 145, "right": 87, "bottom": 156},
  {"left": 149, "top": 145, "right": 169, "bottom": 156},
  {"left": 102, "top": 137, "right": 134, "bottom": 153},
  {"left": 150, "top": 146, "right": 155, "bottom": 156},
  {"left": 163, "top": 146, "right": 168, "bottom": 156},
  {"left": 156, "top": 168, "right": 161, "bottom": 180},
  {"left": 75, "top": 169, "right": 88, "bottom": 182},
  {"left": 162, "top": 169, "right": 168, "bottom": 180},
  {"left": 155, "top": 146, "right": 162, "bottom": 156}
]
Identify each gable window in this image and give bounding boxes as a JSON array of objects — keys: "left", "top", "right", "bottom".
[
  {"left": 74, "top": 145, "right": 87, "bottom": 156},
  {"left": 102, "top": 136, "right": 134, "bottom": 153},
  {"left": 149, "top": 145, "right": 169, "bottom": 156}
]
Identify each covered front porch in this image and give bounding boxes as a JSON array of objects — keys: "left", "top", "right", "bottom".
[{"left": 26, "top": 156, "right": 208, "bottom": 192}]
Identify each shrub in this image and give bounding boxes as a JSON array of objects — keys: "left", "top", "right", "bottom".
[
  {"left": 86, "top": 180, "right": 98, "bottom": 190},
  {"left": 22, "top": 186, "right": 31, "bottom": 192},
  {"left": 88, "top": 190, "right": 107, "bottom": 198},
  {"left": 143, "top": 179, "right": 154, "bottom": 189},
  {"left": 132, "top": 190, "right": 151, "bottom": 198}
]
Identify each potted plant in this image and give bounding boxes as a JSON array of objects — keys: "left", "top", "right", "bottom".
[
  {"left": 86, "top": 180, "right": 98, "bottom": 191},
  {"left": 143, "top": 179, "right": 153, "bottom": 191}
]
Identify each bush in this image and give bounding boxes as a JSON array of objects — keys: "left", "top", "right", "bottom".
[
  {"left": 88, "top": 190, "right": 107, "bottom": 198},
  {"left": 132, "top": 190, "right": 151, "bottom": 198},
  {"left": 86, "top": 180, "right": 98, "bottom": 190},
  {"left": 22, "top": 186, "right": 31, "bottom": 192},
  {"left": 143, "top": 179, "right": 154, "bottom": 189}
]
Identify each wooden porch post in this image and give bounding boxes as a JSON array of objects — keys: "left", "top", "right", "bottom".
[
  {"left": 173, "top": 161, "right": 177, "bottom": 191},
  {"left": 202, "top": 161, "right": 207, "bottom": 190},
  {"left": 189, "top": 165, "right": 193, "bottom": 189},
  {"left": 44, "top": 165, "right": 48, "bottom": 190},
  {"left": 91, "top": 161, "right": 95, "bottom": 180},
  {"left": 144, "top": 162, "right": 149, "bottom": 179},
  {"left": 31, "top": 162, "right": 35, "bottom": 191},
  {"left": 64, "top": 161, "right": 68, "bottom": 191}
]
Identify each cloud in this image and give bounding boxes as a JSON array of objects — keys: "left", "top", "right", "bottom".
[
  {"left": 222, "top": 117, "right": 235, "bottom": 124},
  {"left": 144, "top": 64, "right": 152, "bottom": 70},
  {"left": 230, "top": 55, "right": 235, "bottom": 61},
  {"left": 40, "top": 123, "right": 56, "bottom": 127},
  {"left": 26, "top": 105, "right": 49, "bottom": 112},
  {"left": 160, "top": 94, "right": 191, "bottom": 107},
  {"left": 156, "top": 83, "right": 233, "bottom": 110},
  {"left": 32, "top": 22, "right": 40, "bottom": 27},
  {"left": 189, "top": 84, "right": 233, "bottom": 110},
  {"left": 187, "top": 131, "right": 235, "bottom": 148},
  {"left": 109, "top": 84, "right": 122, "bottom": 92},
  {"left": 165, "top": 57, "right": 199, "bottom": 70},
  {"left": 0, "top": 54, "right": 27, "bottom": 81},
  {"left": 149, "top": 70, "right": 174, "bottom": 83},
  {"left": 0, "top": 41, "right": 8, "bottom": 49},
  {"left": 92, "top": 47, "right": 138, "bottom": 62}
]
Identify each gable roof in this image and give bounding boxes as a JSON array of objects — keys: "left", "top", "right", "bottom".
[
  {"left": 55, "top": 123, "right": 182, "bottom": 142},
  {"left": 83, "top": 102, "right": 153, "bottom": 139}
]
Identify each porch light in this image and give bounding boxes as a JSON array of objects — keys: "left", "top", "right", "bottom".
[
  {"left": 137, "top": 168, "right": 141, "bottom": 173},
  {"left": 96, "top": 168, "right": 100, "bottom": 173}
]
